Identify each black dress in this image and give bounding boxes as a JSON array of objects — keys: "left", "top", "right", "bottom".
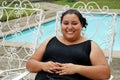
[{"left": 35, "top": 37, "right": 92, "bottom": 80}]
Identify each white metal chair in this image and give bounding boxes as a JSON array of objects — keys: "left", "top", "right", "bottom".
[
  {"left": 0, "top": 0, "right": 44, "bottom": 80},
  {"left": 55, "top": 1, "right": 117, "bottom": 80},
  {"left": 0, "top": 1, "right": 116, "bottom": 80},
  {"left": 11, "top": 1, "right": 116, "bottom": 80}
]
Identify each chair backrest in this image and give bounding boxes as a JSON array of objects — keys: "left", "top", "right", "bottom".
[
  {"left": 0, "top": 0, "right": 44, "bottom": 79},
  {"left": 55, "top": 1, "right": 117, "bottom": 64}
]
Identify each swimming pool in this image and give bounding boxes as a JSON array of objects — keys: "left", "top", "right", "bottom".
[{"left": 5, "top": 14, "right": 120, "bottom": 51}]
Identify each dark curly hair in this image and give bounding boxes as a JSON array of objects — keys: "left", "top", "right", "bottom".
[{"left": 61, "top": 9, "right": 88, "bottom": 29}]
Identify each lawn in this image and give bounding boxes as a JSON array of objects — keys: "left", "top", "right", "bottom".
[
  {"left": 0, "top": 1, "right": 36, "bottom": 22},
  {"left": 53, "top": 0, "right": 120, "bottom": 9}
]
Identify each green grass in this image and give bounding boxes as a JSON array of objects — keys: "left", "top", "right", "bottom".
[
  {"left": 1, "top": 9, "right": 36, "bottom": 22},
  {"left": 0, "top": 1, "right": 37, "bottom": 22},
  {"left": 53, "top": 0, "right": 120, "bottom": 9}
]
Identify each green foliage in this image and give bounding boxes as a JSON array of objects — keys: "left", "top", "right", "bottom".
[
  {"left": 0, "top": 9, "right": 36, "bottom": 22},
  {"left": 54, "top": 0, "right": 120, "bottom": 9},
  {"left": 67, "top": 0, "right": 75, "bottom": 2},
  {"left": 0, "top": 1, "right": 36, "bottom": 22}
]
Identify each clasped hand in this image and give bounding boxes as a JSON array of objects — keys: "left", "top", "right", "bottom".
[{"left": 41, "top": 61, "right": 78, "bottom": 75}]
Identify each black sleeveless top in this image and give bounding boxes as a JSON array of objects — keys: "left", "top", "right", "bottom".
[{"left": 35, "top": 37, "right": 92, "bottom": 80}]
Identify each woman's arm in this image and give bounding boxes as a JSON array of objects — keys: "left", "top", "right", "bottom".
[
  {"left": 26, "top": 38, "right": 48, "bottom": 72},
  {"left": 26, "top": 38, "right": 59, "bottom": 73},
  {"left": 77, "top": 41, "right": 110, "bottom": 79}
]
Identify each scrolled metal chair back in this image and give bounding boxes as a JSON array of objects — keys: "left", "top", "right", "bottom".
[{"left": 0, "top": 0, "right": 44, "bottom": 79}]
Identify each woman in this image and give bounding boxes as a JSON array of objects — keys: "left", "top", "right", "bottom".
[{"left": 26, "top": 9, "right": 110, "bottom": 80}]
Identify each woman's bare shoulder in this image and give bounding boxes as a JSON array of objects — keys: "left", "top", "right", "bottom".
[
  {"left": 90, "top": 40, "right": 100, "bottom": 48},
  {"left": 40, "top": 36, "right": 55, "bottom": 47}
]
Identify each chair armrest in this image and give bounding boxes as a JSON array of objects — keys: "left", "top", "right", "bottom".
[
  {"left": 0, "top": 70, "right": 4, "bottom": 74},
  {"left": 109, "top": 75, "right": 113, "bottom": 80},
  {"left": 12, "top": 70, "right": 30, "bottom": 80},
  {"left": 0, "top": 67, "right": 26, "bottom": 74}
]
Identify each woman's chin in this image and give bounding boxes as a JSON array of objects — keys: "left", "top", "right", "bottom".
[{"left": 65, "top": 37, "right": 76, "bottom": 42}]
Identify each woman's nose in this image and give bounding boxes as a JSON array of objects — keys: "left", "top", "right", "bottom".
[{"left": 68, "top": 24, "right": 72, "bottom": 29}]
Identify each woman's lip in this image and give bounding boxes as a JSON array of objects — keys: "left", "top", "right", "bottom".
[
  {"left": 67, "top": 31, "right": 75, "bottom": 34},
  {"left": 67, "top": 32, "right": 73, "bottom": 33}
]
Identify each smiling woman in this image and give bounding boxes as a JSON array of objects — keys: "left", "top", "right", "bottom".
[{"left": 26, "top": 9, "right": 111, "bottom": 80}]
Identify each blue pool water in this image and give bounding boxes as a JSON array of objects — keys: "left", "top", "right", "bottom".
[
  {"left": 5, "top": 14, "right": 120, "bottom": 51},
  {"left": 5, "top": 20, "right": 56, "bottom": 43}
]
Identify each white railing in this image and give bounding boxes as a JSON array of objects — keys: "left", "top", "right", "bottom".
[{"left": 0, "top": 0, "right": 44, "bottom": 80}]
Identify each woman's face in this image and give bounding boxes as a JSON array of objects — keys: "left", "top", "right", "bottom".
[{"left": 61, "top": 14, "right": 82, "bottom": 41}]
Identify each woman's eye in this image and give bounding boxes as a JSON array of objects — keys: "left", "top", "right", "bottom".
[
  {"left": 72, "top": 23, "right": 78, "bottom": 25},
  {"left": 63, "top": 22, "right": 68, "bottom": 25}
]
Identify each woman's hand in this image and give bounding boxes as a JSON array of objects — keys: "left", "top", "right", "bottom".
[
  {"left": 41, "top": 61, "right": 60, "bottom": 73},
  {"left": 41, "top": 62, "right": 79, "bottom": 75},
  {"left": 55, "top": 63, "right": 79, "bottom": 75}
]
